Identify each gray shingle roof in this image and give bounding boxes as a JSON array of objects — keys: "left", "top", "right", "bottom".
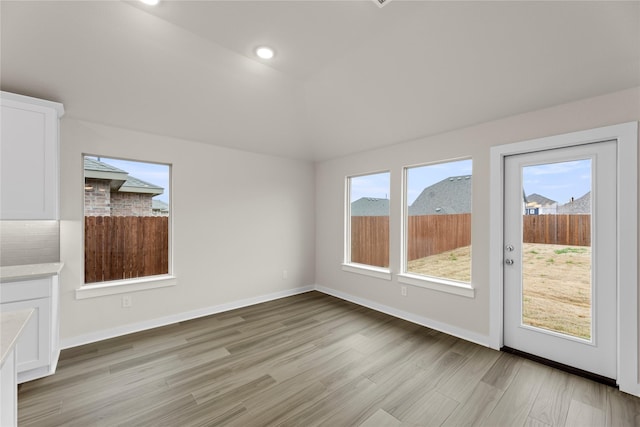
[
  {"left": 557, "top": 191, "right": 591, "bottom": 214},
  {"left": 84, "top": 158, "right": 163, "bottom": 195},
  {"left": 84, "top": 158, "right": 127, "bottom": 174},
  {"left": 526, "top": 193, "right": 557, "bottom": 206},
  {"left": 351, "top": 197, "right": 389, "bottom": 216},
  {"left": 409, "top": 175, "right": 472, "bottom": 215},
  {"left": 152, "top": 199, "right": 169, "bottom": 212},
  {"left": 121, "top": 175, "right": 164, "bottom": 194}
]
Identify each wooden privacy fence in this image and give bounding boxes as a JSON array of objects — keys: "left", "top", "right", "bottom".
[
  {"left": 351, "top": 214, "right": 470, "bottom": 267},
  {"left": 85, "top": 216, "right": 168, "bottom": 284},
  {"left": 351, "top": 214, "right": 590, "bottom": 268},
  {"left": 406, "top": 214, "right": 471, "bottom": 261},
  {"left": 351, "top": 216, "right": 390, "bottom": 268},
  {"left": 523, "top": 214, "right": 590, "bottom": 246}
]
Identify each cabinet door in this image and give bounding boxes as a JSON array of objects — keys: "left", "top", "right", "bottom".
[
  {"left": 0, "top": 95, "right": 61, "bottom": 219},
  {"left": 1, "top": 299, "right": 51, "bottom": 372}
]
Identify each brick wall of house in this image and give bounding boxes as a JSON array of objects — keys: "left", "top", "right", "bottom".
[
  {"left": 110, "top": 192, "right": 153, "bottom": 216},
  {"left": 84, "top": 178, "right": 111, "bottom": 216},
  {"left": 85, "top": 178, "right": 155, "bottom": 216}
]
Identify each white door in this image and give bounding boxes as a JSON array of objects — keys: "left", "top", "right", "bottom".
[{"left": 503, "top": 141, "right": 617, "bottom": 380}]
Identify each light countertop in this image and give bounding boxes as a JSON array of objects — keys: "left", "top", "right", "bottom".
[
  {"left": 0, "top": 262, "right": 64, "bottom": 282},
  {"left": 0, "top": 309, "right": 33, "bottom": 367}
]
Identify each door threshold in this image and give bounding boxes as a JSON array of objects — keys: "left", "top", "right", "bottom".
[{"left": 501, "top": 346, "right": 617, "bottom": 388}]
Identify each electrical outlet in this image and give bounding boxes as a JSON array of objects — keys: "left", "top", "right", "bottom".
[
  {"left": 122, "top": 295, "right": 132, "bottom": 308},
  {"left": 401, "top": 286, "right": 408, "bottom": 297}
]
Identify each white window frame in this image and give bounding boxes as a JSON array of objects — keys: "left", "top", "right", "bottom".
[
  {"left": 342, "top": 170, "right": 392, "bottom": 280},
  {"left": 398, "top": 158, "right": 475, "bottom": 298},
  {"left": 76, "top": 154, "right": 176, "bottom": 299}
]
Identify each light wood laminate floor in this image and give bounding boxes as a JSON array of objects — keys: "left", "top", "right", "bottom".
[{"left": 18, "top": 291, "right": 640, "bottom": 426}]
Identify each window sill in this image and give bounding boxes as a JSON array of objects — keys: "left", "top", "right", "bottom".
[
  {"left": 397, "top": 273, "right": 475, "bottom": 298},
  {"left": 75, "top": 275, "right": 177, "bottom": 299},
  {"left": 342, "top": 263, "right": 392, "bottom": 280}
]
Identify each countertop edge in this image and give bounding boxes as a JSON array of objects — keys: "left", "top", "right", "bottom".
[{"left": 0, "top": 262, "right": 64, "bottom": 282}]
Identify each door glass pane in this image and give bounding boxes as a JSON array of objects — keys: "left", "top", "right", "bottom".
[{"left": 521, "top": 159, "right": 592, "bottom": 340}]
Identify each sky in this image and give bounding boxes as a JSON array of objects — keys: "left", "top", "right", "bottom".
[
  {"left": 85, "top": 156, "right": 170, "bottom": 203},
  {"left": 350, "top": 158, "right": 591, "bottom": 206},
  {"left": 522, "top": 159, "right": 591, "bottom": 205}
]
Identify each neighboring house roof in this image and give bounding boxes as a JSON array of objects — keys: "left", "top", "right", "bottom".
[
  {"left": 84, "top": 158, "right": 163, "bottom": 196},
  {"left": 84, "top": 158, "right": 127, "bottom": 174},
  {"left": 120, "top": 175, "right": 164, "bottom": 196},
  {"left": 409, "top": 175, "right": 472, "bottom": 215},
  {"left": 152, "top": 199, "right": 169, "bottom": 212},
  {"left": 557, "top": 191, "right": 591, "bottom": 214},
  {"left": 84, "top": 158, "right": 129, "bottom": 190},
  {"left": 351, "top": 197, "right": 389, "bottom": 216},
  {"left": 526, "top": 193, "right": 557, "bottom": 206}
]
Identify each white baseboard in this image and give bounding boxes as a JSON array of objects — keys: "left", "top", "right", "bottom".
[
  {"left": 60, "top": 285, "right": 314, "bottom": 349},
  {"left": 314, "top": 285, "right": 491, "bottom": 348},
  {"left": 61, "top": 283, "right": 491, "bottom": 351}
]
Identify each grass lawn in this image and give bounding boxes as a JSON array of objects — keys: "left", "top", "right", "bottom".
[{"left": 408, "top": 243, "right": 592, "bottom": 339}]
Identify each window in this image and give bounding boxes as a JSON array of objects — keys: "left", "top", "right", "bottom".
[
  {"left": 83, "top": 155, "right": 170, "bottom": 285},
  {"left": 345, "top": 171, "right": 390, "bottom": 274},
  {"left": 403, "top": 159, "right": 472, "bottom": 283}
]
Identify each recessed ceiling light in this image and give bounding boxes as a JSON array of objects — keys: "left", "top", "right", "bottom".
[
  {"left": 140, "top": 0, "right": 159, "bottom": 5},
  {"left": 255, "top": 47, "right": 275, "bottom": 60}
]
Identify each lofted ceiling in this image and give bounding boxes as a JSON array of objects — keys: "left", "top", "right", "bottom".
[{"left": 1, "top": 1, "right": 639, "bottom": 161}]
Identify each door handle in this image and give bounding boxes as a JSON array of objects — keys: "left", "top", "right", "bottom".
[{"left": 505, "top": 259, "right": 514, "bottom": 265}]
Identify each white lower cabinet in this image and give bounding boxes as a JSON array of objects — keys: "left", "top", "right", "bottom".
[{"left": 0, "top": 276, "right": 59, "bottom": 383}]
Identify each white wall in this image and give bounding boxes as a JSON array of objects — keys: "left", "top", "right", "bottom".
[
  {"left": 57, "top": 87, "right": 639, "bottom": 382},
  {"left": 315, "top": 87, "right": 640, "bottom": 343},
  {"left": 59, "top": 118, "right": 315, "bottom": 345}
]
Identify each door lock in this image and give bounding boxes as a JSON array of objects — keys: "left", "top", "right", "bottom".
[
  {"left": 505, "top": 259, "right": 514, "bottom": 265},
  {"left": 505, "top": 244, "right": 515, "bottom": 252}
]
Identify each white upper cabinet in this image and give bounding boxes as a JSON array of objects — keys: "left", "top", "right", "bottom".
[{"left": 1, "top": 92, "right": 64, "bottom": 220}]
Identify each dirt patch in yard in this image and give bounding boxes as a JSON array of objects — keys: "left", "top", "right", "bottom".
[
  {"left": 522, "top": 243, "right": 591, "bottom": 339},
  {"left": 407, "top": 245, "right": 471, "bottom": 282},
  {"left": 408, "top": 243, "right": 591, "bottom": 339}
]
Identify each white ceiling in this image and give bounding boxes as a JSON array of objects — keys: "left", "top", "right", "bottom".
[{"left": 2, "top": 1, "right": 639, "bottom": 161}]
